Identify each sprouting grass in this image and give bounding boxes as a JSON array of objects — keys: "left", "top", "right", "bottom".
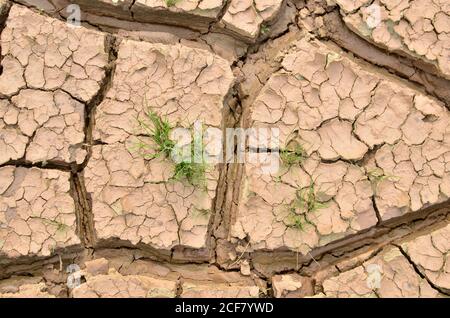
[
  {"left": 286, "top": 209, "right": 310, "bottom": 231},
  {"left": 280, "top": 142, "right": 307, "bottom": 166},
  {"left": 191, "top": 208, "right": 210, "bottom": 218},
  {"left": 136, "top": 110, "right": 175, "bottom": 160},
  {"left": 172, "top": 159, "right": 207, "bottom": 188},
  {"left": 285, "top": 182, "right": 327, "bottom": 231},
  {"left": 165, "top": 0, "right": 179, "bottom": 7},
  {"left": 135, "top": 109, "right": 207, "bottom": 188},
  {"left": 260, "top": 24, "right": 270, "bottom": 35},
  {"left": 296, "top": 182, "right": 328, "bottom": 214},
  {"left": 34, "top": 217, "right": 70, "bottom": 234},
  {"left": 367, "top": 168, "right": 399, "bottom": 192}
]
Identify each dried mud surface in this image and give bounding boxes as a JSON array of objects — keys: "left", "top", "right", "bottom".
[{"left": 0, "top": 0, "right": 449, "bottom": 298}]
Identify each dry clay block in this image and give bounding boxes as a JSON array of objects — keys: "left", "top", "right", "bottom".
[
  {"left": 0, "top": 166, "right": 80, "bottom": 260},
  {"left": 72, "top": 269, "right": 178, "bottom": 298},
  {"left": 321, "top": 223, "right": 450, "bottom": 297},
  {"left": 19, "top": 0, "right": 283, "bottom": 40},
  {"left": 272, "top": 273, "right": 313, "bottom": 298},
  {"left": 84, "top": 39, "right": 234, "bottom": 253},
  {"left": 44, "top": 0, "right": 227, "bottom": 32},
  {"left": 132, "top": 0, "right": 225, "bottom": 32},
  {"left": 0, "top": 282, "right": 55, "bottom": 298},
  {"left": 402, "top": 222, "right": 450, "bottom": 292},
  {"left": 0, "top": 275, "right": 60, "bottom": 298},
  {"left": 72, "top": 257, "right": 261, "bottom": 298},
  {"left": 0, "top": 5, "right": 109, "bottom": 165},
  {"left": 322, "top": 246, "right": 444, "bottom": 297},
  {"left": 232, "top": 38, "right": 450, "bottom": 255},
  {"left": 72, "top": 267, "right": 260, "bottom": 298},
  {"left": 219, "top": 0, "right": 284, "bottom": 41},
  {"left": 335, "top": 0, "right": 450, "bottom": 79}
]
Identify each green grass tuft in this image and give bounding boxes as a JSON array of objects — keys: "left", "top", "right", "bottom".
[
  {"left": 280, "top": 142, "right": 307, "bottom": 166},
  {"left": 135, "top": 109, "right": 207, "bottom": 188},
  {"left": 34, "top": 218, "right": 70, "bottom": 234},
  {"left": 286, "top": 209, "right": 309, "bottom": 231},
  {"left": 165, "top": 0, "right": 179, "bottom": 7},
  {"left": 137, "top": 110, "right": 175, "bottom": 160},
  {"left": 367, "top": 168, "right": 399, "bottom": 192},
  {"left": 295, "top": 182, "right": 328, "bottom": 214},
  {"left": 173, "top": 160, "right": 207, "bottom": 188},
  {"left": 260, "top": 24, "right": 270, "bottom": 35},
  {"left": 191, "top": 208, "right": 210, "bottom": 218},
  {"left": 285, "top": 182, "right": 327, "bottom": 231}
]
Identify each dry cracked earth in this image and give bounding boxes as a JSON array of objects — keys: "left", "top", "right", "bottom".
[{"left": 0, "top": 0, "right": 449, "bottom": 298}]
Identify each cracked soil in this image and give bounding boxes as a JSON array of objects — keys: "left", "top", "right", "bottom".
[{"left": 0, "top": 0, "right": 449, "bottom": 298}]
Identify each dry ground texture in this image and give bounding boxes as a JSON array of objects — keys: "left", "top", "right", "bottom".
[{"left": 0, "top": 0, "right": 449, "bottom": 298}]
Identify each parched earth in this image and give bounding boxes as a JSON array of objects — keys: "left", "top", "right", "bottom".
[{"left": 0, "top": 0, "right": 449, "bottom": 298}]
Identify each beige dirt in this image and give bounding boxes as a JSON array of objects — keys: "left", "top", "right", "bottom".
[{"left": 0, "top": 0, "right": 449, "bottom": 298}]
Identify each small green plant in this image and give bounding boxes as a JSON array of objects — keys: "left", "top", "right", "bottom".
[
  {"left": 135, "top": 109, "right": 207, "bottom": 188},
  {"left": 367, "top": 168, "right": 399, "bottom": 192},
  {"left": 285, "top": 182, "right": 327, "bottom": 231},
  {"left": 136, "top": 110, "right": 175, "bottom": 160},
  {"left": 191, "top": 208, "right": 210, "bottom": 218},
  {"left": 286, "top": 209, "right": 310, "bottom": 231},
  {"left": 172, "top": 158, "right": 207, "bottom": 188},
  {"left": 165, "top": 0, "right": 179, "bottom": 7},
  {"left": 296, "top": 182, "right": 328, "bottom": 214},
  {"left": 35, "top": 217, "right": 70, "bottom": 234},
  {"left": 280, "top": 142, "right": 307, "bottom": 166},
  {"left": 260, "top": 24, "right": 270, "bottom": 35}
]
